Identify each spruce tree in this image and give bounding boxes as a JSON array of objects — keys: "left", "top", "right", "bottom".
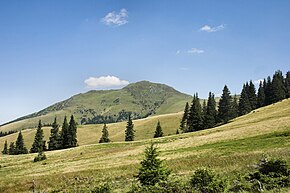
[
  {"left": 187, "top": 93, "right": 203, "bottom": 132},
  {"left": 99, "top": 123, "right": 110, "bottom": 143},
  {"left": 30, "top": 120, "right": 44, "bottom": 153},
  {"left": 136, "top": 143, "right": 170, "bottom": 186},
  {"left": 9, "top": 142, "right": 16, "bottom": 155},
  {"left": 203, "top": 92, "right": 217, "bottom": 129},
  {"left": 60, "top": 116, "right": 69, "bottom": 148},
  {"left": 179, "top": 102, "right": 189, "bottom": 132},
  {"left": 231, "top": 94, "right": 239, "bottom": 119},
  {"left": 285, "top": 71, "right": 290, "bottom": 98},
  {"left": 176, "top": 129, "right": 180, "bottom": 134},
  {"left": 68, "top": 115, "right": 77, "bottom": 147},
  {"left": 15, "top": 131, "right": 28, "bottom": 154},
  {"left": 202, "top": 100, "right": 207, "bottom": 119},
  {"left": 248, "top": 80, "right": 257, "bottom": 110},
  {"left": 125, "top": 115, "right": 135, "bottom": 141},
  {"left": 2, "top": 140, "right": 8, "bottom": 154},
  {"left": 218, "top": 85, "right": 233, "bottom": 123},
  {"left": 264, "top": 76, "right": 272, "bottom": 105},
  {"left": 48, "top": 117, "right": 60, "bottom": 150},
  {"left": 257, "top": 80, "right": 266, "bottom": 108},
  {"left": 270, "top": 70, "right": 285, "bottom": 103},
  {"left": 239, "top": 84, "right": 251, "bottom": 115},
  {"left": 154, "top": 121, "right": 163, "bottom": 138}
]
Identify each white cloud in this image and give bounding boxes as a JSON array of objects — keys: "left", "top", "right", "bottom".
[
  {"left": 200, "top": 24, "right": 225, "bottom": 32},
  {"left": 187, "top": 48, "right": 204, "bottom": 54},
  {"left": 176, "top": 50, "right": 181, "bottom": 55},
  {"left": 101, "top": 8, "right": 128, "bottom": 26},
  {"left": 253, "top": 79, "right": 264, "bottom": 84},
  {"left": 84, "top": 75, "right": 129, "bottom": 89}
]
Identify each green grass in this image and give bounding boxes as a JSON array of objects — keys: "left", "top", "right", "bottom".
[{"left": 0, "top": 99, "right": 289, "bottom": 192}]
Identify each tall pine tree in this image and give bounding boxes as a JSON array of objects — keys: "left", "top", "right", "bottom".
[
  {"left": 154, "top": 121, "right": 163, "bottom": 138},
  {"left": 257, "top": 80, "right": 266, "bottom": 108},
  {"left": 285, "top": 71, "right": 290, "bottom": 98},
  {"left": 125, "top": 114, "right": 135, "bottom": 141},
  {"left": 179, "top": 102, "right": 189, "bottom": 132},
  {"left": 239, "top": 84, "right": 251, "bottom": 115},
  {"left": 99, "top": 123, "right": 110, "bottom": 143},
  {"left": 264, "top": 76, "right": 272, "bottom": 105},
  {"left": 15, "top": 131, "right": 28, "bottom": 154},
  {"left": 218, "top": 85, "right": 233, "bottom": 123},
  {"left": 248, "top": 81, "right": 257, "bottom": 110},
  {"left": 48, "top": 117, "right": 60, "bottom": 150},
  {"left": 30, "top": 120, "right": 44, "bottom": 153},
  {"left": 203, "top": 92, "right": 217, "bottom": 129},
  {"left": 231, "top": 94, "right": 239, "bottom": 119},
  {"left": 270, "top": 70, "right": 285, "bottom": 103},
  {"left": 2, "top": 140, "right": 8, "bottom": 154},
  {"left": 187, "top": 93, "right": 203, "bottom": 132},
  {"left": 68, "top": 115, "right": 77, "bottom": 147},
  {"left": 9, "top": 142, "right": 16, "bottom": 155},
  {"left": 60, "top": 116, "right": 69, "bottom": 148}
]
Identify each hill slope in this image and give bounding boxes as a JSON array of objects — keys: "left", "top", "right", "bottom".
[
  {"left": 0, "top": 99, "right": 289, "bottom": 192},
  {"left": 0, "top": 81, "right": 192, "bottom": 132}
]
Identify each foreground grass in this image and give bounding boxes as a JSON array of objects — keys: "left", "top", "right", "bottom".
[{"left": 0, "top": 99, "right": 289, "bottom": 192}]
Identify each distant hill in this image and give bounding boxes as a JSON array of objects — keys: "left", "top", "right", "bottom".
[{"left": 0, "top": 81, "right": 192, "bottom": 132}]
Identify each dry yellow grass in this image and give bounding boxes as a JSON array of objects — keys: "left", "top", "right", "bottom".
[{"left": 0, "top": 99, "right": 289, "bottom": 192}]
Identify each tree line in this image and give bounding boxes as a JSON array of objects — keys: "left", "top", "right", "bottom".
[
  {"left": 2, "top": 115, "right": 78, "bottom": 155},
  {"left": 178, "top": 70, "right": 290, "bottom": 133}
]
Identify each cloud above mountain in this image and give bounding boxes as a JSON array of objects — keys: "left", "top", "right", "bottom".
[{"left": 84, "top": 75, "right": 129, "bottom": 89}]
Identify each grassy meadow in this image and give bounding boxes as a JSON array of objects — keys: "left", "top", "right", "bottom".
[{"left": 0, "top": 99, "right": 289, "bottom": 192}]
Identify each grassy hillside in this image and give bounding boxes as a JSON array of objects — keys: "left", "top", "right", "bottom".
[
  {"left": 0, "top": 81, "right": 192, "bottom": 133},
  {"left": 0, "top": 99, "right": 289, "bottom": 192}
]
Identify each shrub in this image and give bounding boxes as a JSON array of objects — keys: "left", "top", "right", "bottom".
[
  {"left": 34, "top": 151, "right": 47, "bottom": 162},
  {"left": 247, "top": 157, "right": 290, "bottom": 191},
  {"left": 190, "top": 168, "right": 227, "bottom": 193},
  {"left": 91, "top": 183, "right": 111, "bottom": 193}
]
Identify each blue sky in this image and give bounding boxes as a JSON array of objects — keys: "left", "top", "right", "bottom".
[{"left": 0, "top": 0, "right": 290, "bottom": 124}]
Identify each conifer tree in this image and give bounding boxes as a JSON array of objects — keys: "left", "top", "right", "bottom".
[
  {"left": 48, "top": 117, "right": 60, "bottom": 150},
  {"left": 125, "top": 115, "right": 135, "bottom": 141},
  {"left": 257, "top": 80, "right": 266, "bottom": 108},
  {"left": 154, "top": 121, "right": 163, "bottom": 138},
  {"left": 137, "top": 143, "right": 170, "bottom": 186},
  {"left": 176, "top": 129, "right": 180, "bottom": 134},
  {"left": 2, "top": 140, "right": 8, "bottom": 154},
  {"left": 218, "top": 85, "right": 233, "bottom": 123},
  {"left": 202, "top": 100, "right": 207, "bottom": 118},
  {"left": 239, "top": 84, "right": 251, "bottom": 115},
  {"left": 264, "top": 76, "right": 272, "bottom": 105},
  {"left": 68, "top": 115, "right": 77, "bottom": 147},
  {"left": 231, "top": 94, "right": 239, "bottom": 119},
  {"left": 30, "top": 120, "right": 44, "bottom": 153},
  {"left": 9, "top": 142, "right": 16, "bottom": 155},
  {"left": 99, "top": 123, "right": 110, "bottom": 143},
  {"left": 179, "top": 102, "right": 189, "bottom": 132},
  {"left": 285, "top": 71, "right": 290, "bottom": 98},
  {"left": 15, "top": 131, "right": 28, "bottom": 154},
  {"left": 270, "top": 70, "right": 285, "bottom": 103},
  {"left": 203, "top": 92, "right": 217, "bottom": 129},
  {"left": 60, "top": 116, "right": 69, "bottom": 148},
  {"left": 187, "top": 93, "right": 203, "bottom": 132},
  {"left": 248, "top": 80, "right": 257, "bottom": 110}
]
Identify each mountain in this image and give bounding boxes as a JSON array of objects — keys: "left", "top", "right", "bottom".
[{"left": 0, "top": 81, "right": 192, "bottom": 132}]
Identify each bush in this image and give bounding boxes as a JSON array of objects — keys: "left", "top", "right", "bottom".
[
  {"left": 34, "top": 151, "right": 47, "bottom": 162},
  {"left": 246, "top": 157, "right": 290, "bottom": 191},
  {"left": 128, "top": 177, "right": 192, "bottom": 193},
  {"left": 91, "top": 183, "right": 111, "bottom": 193},
  {"left": 190, "top": 168, "right": 227, "bottom": 193}
]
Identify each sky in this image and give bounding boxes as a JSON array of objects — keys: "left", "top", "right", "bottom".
[{"left": 0, "top": 0, "right": 290, "bottom": 124}]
